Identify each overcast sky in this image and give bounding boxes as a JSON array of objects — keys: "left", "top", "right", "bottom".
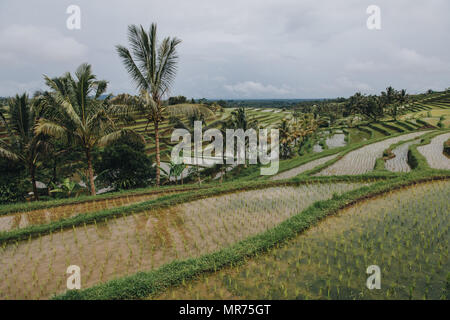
[{"left": 0, "top": 0, "right": 449, "bottom": 99}]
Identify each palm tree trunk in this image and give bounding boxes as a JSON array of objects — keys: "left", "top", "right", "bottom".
[
  {"left": 197, "top": 165, "right": 201, "bottom": 185},
  {"left": 86, "top": 148, "right": 96, "bottom": 196},
  {"left": 29, "top": 165, "right": 39, "bottom": 201},
  {"left": 220, "top": 166, "right": 225, "bottom": 184},
  {"left": 155, "top": 121, "right": 161, "bottom": 187}
]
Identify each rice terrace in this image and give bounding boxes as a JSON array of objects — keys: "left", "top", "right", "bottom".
[{"left": 0, "top": 0, "right": 449, "bottom": 305}]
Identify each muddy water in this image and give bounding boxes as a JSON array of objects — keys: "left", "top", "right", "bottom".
[
  {"left": 0, "top": 183, "right": 367, "bottom": 299},
  {"left": 0, "top": 193, "right": 164, "bottom": 232},
  {"left": 157, "top": 180, "right": 450, "bottom": 300},
  {"left": 417, "top": 132, "right": 450, "bottom": 170},
  {"left": 316, "top": 131, "right": 427, "bottom": 176},
  {"left": 326, "top": 134, "right": 347, "bottom": 148}
]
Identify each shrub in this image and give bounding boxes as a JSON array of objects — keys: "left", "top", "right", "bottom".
[
  {"left": 94, "top": 136, "right": 156, "bottom": 190},
  {"left": 0, "top": 158, "right": 29, "bottom": 204},
  {"left": 444, "top": 139, "right": 450, "bottom": 156}
]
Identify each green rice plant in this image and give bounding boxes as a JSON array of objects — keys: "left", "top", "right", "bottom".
[
  {"left": 0, "top": 182, "right": 366, "bottom": 299},
  {"left": 156, "top": 179, "right": 450, "bottom": 300}
]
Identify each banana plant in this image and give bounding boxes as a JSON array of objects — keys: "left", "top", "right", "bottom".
[
  {"left": 49, "top": 178, "right": 83, "bottom": 198},
  {"left": 159, "top": 161, "right": 186, "bottom": 185}
]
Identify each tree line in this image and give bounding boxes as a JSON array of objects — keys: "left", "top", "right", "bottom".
[{"left": 0, "top": 23, "right": 189, "bottom": 202}]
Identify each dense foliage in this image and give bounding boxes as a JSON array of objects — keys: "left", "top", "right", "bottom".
[
  {"left": 0, "top": 158, "right": 28, "bottom": 204},
  {"left": 94, "top": 136, "right": 155, "bottom": 190}
]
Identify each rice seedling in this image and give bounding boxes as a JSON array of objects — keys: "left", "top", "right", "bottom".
[
  {"left": 158, "top": 180, "right": 450, "bottom": 300},
  {"left": 0, "top": 182, "right": 366, "bottom": 299},
  {"left": 0, "top": 193, "right": 166, "bottom": 232}
]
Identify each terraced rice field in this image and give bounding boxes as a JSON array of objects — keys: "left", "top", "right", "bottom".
[
  {"left": 348, "top": 128, "right": 371, "bottom": 144},
  {"left": 385, "top": 140, "right": 420, "bottom": 173},
  {"left": 316, "top": 131, "right": 427, "bottom": 176},
  {"left": 0, "top": 182, "right": 367, "bottom": 299},
  {"left": 313, "top": 144, "right": 323, "bottom": 153},
  {"left": 0, "top": 192, "right": 172, "bottom": 232},
  {"left": 326, "top": 134, "right": 346, "bottom": 148},
  {"left": 417, "top": 133, "right": 450, "bottom": 170},
  {"left": 271, "top": 155, "right": 338, "bottom": 180},
  {"left": 422, "top": 118, "right": 440, "bottom": 127},
  {"left": 157, "top": 180, "right": 450, "bottom": 300}
]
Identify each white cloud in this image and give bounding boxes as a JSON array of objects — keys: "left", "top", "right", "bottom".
[
  {"left": 394, "top": 48, "right": 450, "bottom": 72},
  {"left": 0, "top": 25, "right": 87, "bottom": 65},
  {"left": 224, "top": 81, "right": 293, "bottom": 98},
  {"left": 0, "top": 1, "right": 449, "bottom": 97},
  {"left": 334, "top": 77, "right": 373, "bottom": 92},
  {"left": 0, "top": 80, "right": 42, "bottom": 96}
]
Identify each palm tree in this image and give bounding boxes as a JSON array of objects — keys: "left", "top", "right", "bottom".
[
  {"left": 278, "top": 119, "right": 294, "bottom": 159},
  {"left": 35, "top": 63, "right": 141, "bottom": 196},
  {"left": 292, "top": 113, "right": 319, "bottom": 152},
  {"left": 226, "top": 107, "right": 258, "bottom": 131},
  {"left": 383, "top": 86, "right": 400, "bottom": 120},
  {"left": 168, "top": 108, "right": 216, "bottom": 184},
  {"left": 115, "top": 23, "right": 181, "bottom": 186},
  {"left": 224, "top": 107, "right": 258, "bottom": 167},
  {"left": 0, "top": 94, "right": 49, "bottom": 200}
]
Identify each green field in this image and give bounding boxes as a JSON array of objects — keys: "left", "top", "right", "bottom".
[{"left": 1, "top": 91, "right": 450, "bottom": 300}]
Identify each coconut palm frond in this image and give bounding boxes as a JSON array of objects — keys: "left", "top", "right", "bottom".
[
  {"left": 116, "top": 44, "right": 149, "bottom": 91},
  {"left": 0, "top": 146, "right": 19, "bottom": 161},
  {"left": 156, "top": 37, "right": 182, "bottom": 98},
  {"left": 56, "top": 94, "right": 83, "bottom": 128},
  {"left": 94, "top": 80, "right": 109, "bottom": 99},
  {"left": 34, "top": 119, "right": 67, "bottom": 139}
]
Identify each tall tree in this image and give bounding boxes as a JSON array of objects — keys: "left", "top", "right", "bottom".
[
  {"left": 115, "top": 23, "right": 181, "bottom": 186},
  {"left": 347, "top": 92, "right": 384, "bottom": 122},
  {"left": 168, "top": 107, "right": 215, "bottom": 184},
  {"left": 292, "top": 113, "right": 319, "bottom": 152},
  {"left": 0, "top": 94, "right": 49, "bottom": 200},
  {"left": 382, "top": 86, "right": 399, "bottom": 120},
  {"left": 225, "top": 107, "right": 259, "bottom": 166},
  {"left": 278, "top": 119, "right": 294, "bottom": 159},
  {"left": 35, "top": 64, "right": 141, "bottom": 195}
]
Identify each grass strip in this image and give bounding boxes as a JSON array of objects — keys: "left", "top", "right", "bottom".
[
  {"left": 0, "top": 175, "right": 382, "bottom": 244},
  {"left": 0, "top": 184, "right": 208, "bottom": 216}
]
